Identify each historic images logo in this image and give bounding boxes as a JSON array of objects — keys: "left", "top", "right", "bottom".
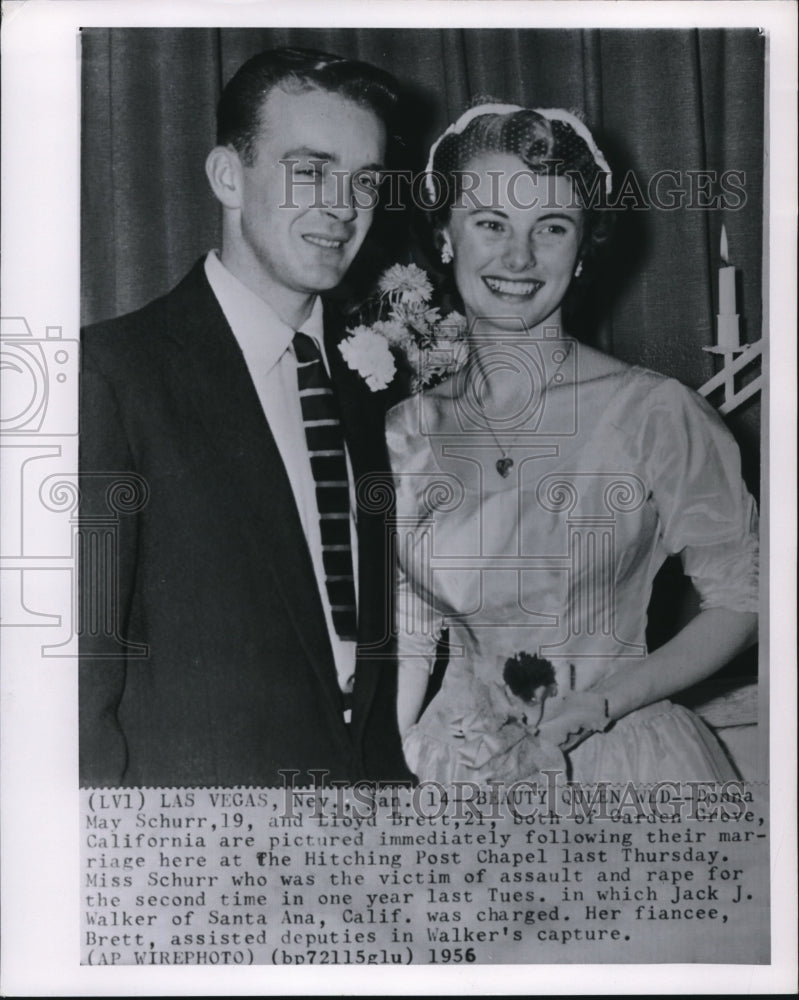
[{"left": 0, "top": 316, "right": 148, "bottom": 657}]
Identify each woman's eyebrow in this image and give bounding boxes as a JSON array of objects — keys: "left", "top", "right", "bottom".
[
  {"left": 465, "top": 208, "right": 578, "bottom": 221},
  {"left": 467, "top": 207, "right": 509, "bottom": 217},
  {"left": 535, "top": 211, "right": 578, "bottom": 223}
]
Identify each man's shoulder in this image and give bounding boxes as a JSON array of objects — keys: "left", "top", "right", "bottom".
[
  {"left": 82, "top": 258, "right": 214, "bottom": 361},
  {"left": 82, "top": 293, "right": 168, "bottom": 357}
]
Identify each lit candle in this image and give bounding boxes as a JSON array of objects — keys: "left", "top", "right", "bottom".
[{"left": 717, "top": 224, "right": 739, "bottom": 349}]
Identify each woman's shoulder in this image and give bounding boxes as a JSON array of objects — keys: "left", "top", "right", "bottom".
[
  {"left": 386, "top": 389, "right": 426, "bottom": 436},
  {"left": 385, "top": 387, "right": 441, "bottom": 463},
  {"left": 577, "top": 348, "right": 709, "bottom": 413},
  {"left": 571, "top": 341, "right": 632, "bottom": 382},
  {"left": 571, "top": 343, "right": 678, "bottom": 393},
  {"left": 570, "top": 344, "right": 653, "bottom": 415},
  {"left": 574, "top": 352, "right": 734, "bottom": 459},
  {"left": 619, "top": 365, "right": 721, "bottom": 423},
  {"left": 602, "top": 363, "right": 740, "bottom": 474},
  {"left": 386, "top": 378, "right": 459, "bottom": 432}
]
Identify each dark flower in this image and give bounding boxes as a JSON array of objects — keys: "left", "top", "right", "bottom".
[{"left": 503, "top": 652, "right": 557, "bottom": 704}]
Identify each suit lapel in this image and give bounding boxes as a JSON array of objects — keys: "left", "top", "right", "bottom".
[{"left": 161, "top": 262, "right": 346, "bottom": 723}]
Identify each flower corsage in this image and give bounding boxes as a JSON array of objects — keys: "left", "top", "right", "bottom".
[{"left": 338, "top": 263, "right": 469, "bottom": 393}]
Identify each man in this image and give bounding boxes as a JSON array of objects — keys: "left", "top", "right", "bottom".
[{"left": 79, "top": 48, "right": 410, "bottom": 787}]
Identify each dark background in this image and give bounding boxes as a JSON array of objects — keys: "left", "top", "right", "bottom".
[
  {"left": 80, "top": 26, "right": 764, "bottom": 684},
  {"left": 80, "top": 27, "right": 764, "bottom": 481}
]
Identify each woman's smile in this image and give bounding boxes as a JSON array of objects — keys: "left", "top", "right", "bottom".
[{"left": 482, "top": 275, "right": 544, "bottom": 299}]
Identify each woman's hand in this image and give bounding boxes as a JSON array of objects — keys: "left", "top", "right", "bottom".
[
  {"left": 596, "top": 609, "right": 758, "bottom": 721},
  {"left": 536, "top": 607, "right": 758, "bottom": 753},
  {"left": 536, "top": 691, "right": 610, "bottom": 751},
  {"left": 486, "top": 676, "right": 553, "bottom": 731}
]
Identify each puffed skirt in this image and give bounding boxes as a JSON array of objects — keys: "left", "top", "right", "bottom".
[
  {"left": 403, "top": 700, "right": 737, "bottom": 786},
  {"left": 567, "top": 700, "right": 738, "bottom": 784}
]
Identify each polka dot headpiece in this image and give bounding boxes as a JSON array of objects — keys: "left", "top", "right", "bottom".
[{"left": 423, "top": 102, "right": 612, "bottom": 203}]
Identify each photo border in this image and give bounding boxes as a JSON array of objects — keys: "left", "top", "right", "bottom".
[{"left": 1, "top": 1, "right": 796, "bottom": 994}]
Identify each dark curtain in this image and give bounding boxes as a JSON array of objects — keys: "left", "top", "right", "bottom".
[
  {"left": 80, "top": 26, "right": 764, "bottom": 478},
  {"left": 80, "top": 26, "right": 764, "bottom": 683}
]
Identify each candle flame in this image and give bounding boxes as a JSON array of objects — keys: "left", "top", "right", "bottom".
[{"left": 720, "top": 224, "right": 729, "bottom": 264}]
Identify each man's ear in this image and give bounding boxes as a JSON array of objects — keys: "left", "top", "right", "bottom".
[{"left": 205, "top": 145, "right": 243, "bottom": 210}]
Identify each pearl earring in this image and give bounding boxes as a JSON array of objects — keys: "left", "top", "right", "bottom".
[
  {"left": 440, "top": 241, "right": 453, "bottom": 264},
  {"left": 574, "top": 260, "right": 584, "bottom": 278}
]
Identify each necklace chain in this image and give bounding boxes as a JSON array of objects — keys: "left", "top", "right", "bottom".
[{"left": 477, "top": 341, "right": 573, "bottom": 477}]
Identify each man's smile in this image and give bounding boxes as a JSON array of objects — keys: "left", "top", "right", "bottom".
[{"left": 302, "top": 233, "right": 349, "bottom": 250}]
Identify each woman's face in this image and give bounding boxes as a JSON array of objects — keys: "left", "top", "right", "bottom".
[{"left": 445, "top": 153, "right": 584, "bottom": 333}]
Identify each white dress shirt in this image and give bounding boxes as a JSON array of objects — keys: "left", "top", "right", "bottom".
[{"left": 205, "top": 251, "right": 357, "bottom": 695}]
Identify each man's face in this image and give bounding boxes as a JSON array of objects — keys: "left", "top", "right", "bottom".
[{"left": 234, "top": 86, "right": 386, "bottom": 303}]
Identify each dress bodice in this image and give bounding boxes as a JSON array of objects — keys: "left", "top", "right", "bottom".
[{"left": 387, "top": 361, "right": 758, "bottom": 698}]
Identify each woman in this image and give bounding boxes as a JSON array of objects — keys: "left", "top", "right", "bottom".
[{"left": 386, "top": 103, "right": 759, "bottom": 784}]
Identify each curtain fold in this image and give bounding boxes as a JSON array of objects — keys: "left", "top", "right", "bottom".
[{"left": 80, "top": 27, "right": 763, "bottom": 462}]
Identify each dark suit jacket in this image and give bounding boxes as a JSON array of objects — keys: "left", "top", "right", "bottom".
[{"left": 79, "top": 258, "right": 411, "bottom": 787}]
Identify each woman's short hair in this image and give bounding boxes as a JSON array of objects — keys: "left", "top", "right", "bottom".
[
  {"left": 430, "top": 107, "right": 614, "bottom": 274},
  {"left": 217, "top": 47, "right": 399, "bottom": 165}
]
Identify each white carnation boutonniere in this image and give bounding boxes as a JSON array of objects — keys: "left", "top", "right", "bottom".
[
  {"left": 338, "top": 263, "right": 469, "bottom": 394},
  {"left": 338, "top": 325, "right": 397, "bottom": 392}
]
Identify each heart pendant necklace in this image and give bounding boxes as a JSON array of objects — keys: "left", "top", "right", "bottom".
[
  {"left": 482, "top": 418, "right": 515, "bottom": 477},
  {"left": 476, "top": 339, "right": 572, "bottom": 478},
  {"left": 496, "top": 455, "right": 514, "bottom": 478}
]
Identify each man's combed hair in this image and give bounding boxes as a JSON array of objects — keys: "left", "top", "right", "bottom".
[{"left": 217, "top": 47, "right": 399, "bottom": 164}]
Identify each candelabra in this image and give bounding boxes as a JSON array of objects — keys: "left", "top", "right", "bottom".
[
  {"left": 698, "top": 225, "right": 763, "bottom": 415},
  {"left": 699, "top": 341, "right": 763, "bottom": 415}
]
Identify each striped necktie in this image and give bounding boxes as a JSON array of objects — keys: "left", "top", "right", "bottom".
[{"left": 293, "top": 332, "right": 358, "bottom": 641}]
